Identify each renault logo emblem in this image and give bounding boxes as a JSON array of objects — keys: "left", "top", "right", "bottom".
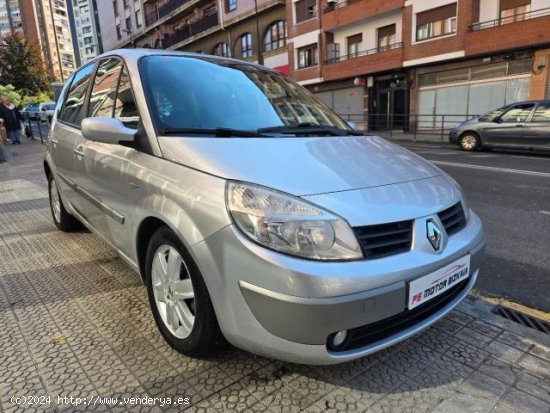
[{"left": 426, "top": 219, "right": 442, "bottom": 251}]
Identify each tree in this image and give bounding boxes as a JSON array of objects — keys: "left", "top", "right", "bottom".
[
  {"left": 0, "top": 84, "right": 22, "bottom": 106},
  {"left": 0, "top": 33, "right": 51, "bottom": 95}
]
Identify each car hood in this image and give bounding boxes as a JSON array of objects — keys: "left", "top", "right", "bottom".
[{"left": 158, "top": 135, "right": 442, "bottom": 196}]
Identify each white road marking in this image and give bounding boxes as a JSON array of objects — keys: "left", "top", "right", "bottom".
[
  {"left": 430, "top": 160, "right": 550, "bottom": 178},
  {"left": 541, "top": 210, "right": 550, "bottom": 216}
]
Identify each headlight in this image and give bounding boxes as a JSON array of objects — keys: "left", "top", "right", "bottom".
[
  {"left": 226, "top": 182, "right": 363, "bottom": 260},
  {"left": 447, "top": 176, "right": 470, "bottom": 222}
]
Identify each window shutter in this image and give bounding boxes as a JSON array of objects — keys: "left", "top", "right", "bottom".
[
  {"left": 295, "top": 0, "right": 307, "bottom": 23},
  {"left": 377, "top": 24, "right": 396, "bottom": 38},
  {"left": 500, "top": 0, "right": 530, "bottom": 9},
  {"left": 347, "top": 33, "right": 363, "bottom": 44},
  {"left": 416, "top": 3, "right": 456, "bottom": 26}
]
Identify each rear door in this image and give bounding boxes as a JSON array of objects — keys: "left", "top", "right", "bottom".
[
  {"left": 522, "top": 103, "right": 550, "bottom": 148},
  {"left": 483, "top": 103, "right": 535, "bottom": 146},
  {"left": 52, "top": 63, "right": 95, "bottom": 213}
]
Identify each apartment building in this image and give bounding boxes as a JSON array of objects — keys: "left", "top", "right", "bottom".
[
  {"left": 18, "top": 0, "right": 77, "bottom": 82},
  {"left": 286, "top": 0, "right": 550, "bottom": 130},
  {"left": 0, "top": 0, "right": 23, "bottom": 35},
  {"left": 67, "top": 0, "right": 103, "bottom": 66},
  {"left": 108, "top": 0, "right": 288, "bottom": 74},
  {"left": 97, "top": 0, "right": 145, "bottom": 52}
]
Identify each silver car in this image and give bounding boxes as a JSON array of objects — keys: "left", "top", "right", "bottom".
[{"left": 44, "top": 50, "right": 485, "bottom": 365}]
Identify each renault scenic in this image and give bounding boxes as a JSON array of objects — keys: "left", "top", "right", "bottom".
[{"left": 44, "top": 50, "right": 485, "bottom": 365}]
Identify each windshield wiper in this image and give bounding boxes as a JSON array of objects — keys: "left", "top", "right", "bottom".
[
  {"left": 159, "top": 127, "right": 263, "bottom": 137},
  {"left": 258, "top": 123, "right": 364, "bottom": 136}
]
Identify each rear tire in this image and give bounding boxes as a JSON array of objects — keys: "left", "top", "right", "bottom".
[
  {"left": 145, "top": 226, "right": 224, "bottom": 358},
  {"left": 459, "top": 133, "right": 481, "bottom": 151},
  {"left": 48, "top": 174, "right": 81, "bottom": 231}
]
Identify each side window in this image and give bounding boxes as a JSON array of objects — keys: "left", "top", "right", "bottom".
[
  {"left": 88, "top": 58, "right": 123, "bottom": 118},
  {"left": 59, "top": 63, "right": 95, "bottom": 126},
  {"left": 55, "top": 74, "right": 75, "bottom": 117},
  {"left": 114, "top": 67, "right": 140, "bottom": 129},
  {"left": 532, "top": 104, "right": 550, "bottom": 122},
  {"left": 499, "top": 104, "right": 534, "bottom": 123}
]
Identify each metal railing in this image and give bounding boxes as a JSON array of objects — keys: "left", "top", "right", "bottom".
[
  {"left": 471, "top": 7, "right": 550, "bottom": 31},
  {"left": 323, "top": 0, "right": 360, "bottom": 13},
  {"left": 337, "top": 113, "right": 480, "bottom": 142},
  {"left": 22, "top": 112, "right": 51, "bottom": 145},
  {"left": 325, "top": 42, "right": 402, "bottom": 64},
  {"left": 163, "top": 13, "right": 219, "bottom": 48},
  {"left": 144, "top": 0, "right": 192, "bottom": 27}
]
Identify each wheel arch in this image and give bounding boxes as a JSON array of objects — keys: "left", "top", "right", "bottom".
[{"left": 136, "top": 216, "right": 169, "bottom": 280}]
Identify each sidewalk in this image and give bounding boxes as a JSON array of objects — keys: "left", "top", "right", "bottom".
[{"left": 0, "top": 141, "right": 549, "bottom": 413}]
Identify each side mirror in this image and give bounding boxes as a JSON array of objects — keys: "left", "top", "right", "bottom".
[{"left": 81, "top": 117, "right": 136, "bottom": 144}]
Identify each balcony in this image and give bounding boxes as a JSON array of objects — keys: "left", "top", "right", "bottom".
[
  {"left": 144, "top": 0, "right": 191, "bottom": 27},
  {"left": 323, "top": 42, "right": 403, "bottom": 81},
  {"left": 466, "top": 7, "right": 550, "bottom": 56},
  {"left": 322, "top": 0, "right": 403, "bottom": 32},
  {"left": 163, "top": 12, "right": 218, "bottom": 48}
]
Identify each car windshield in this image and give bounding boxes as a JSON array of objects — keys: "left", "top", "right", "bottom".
[
  {"left": 478, "top": 105, "right": 508, "bottom": 122},
  {"left": 44, "top": 104, "right": 55, "bottom": 111},
  {"left": 140, "top": 55, "right": 351, "bottom": 135}
]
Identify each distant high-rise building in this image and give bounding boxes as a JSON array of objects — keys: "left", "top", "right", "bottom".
[
  {"left": 97, "top": 0, "right": 144, "bottom": 52},
  {"left": 18, "top": 0, "right": 77, "bottom": 82},
  {"left": 0, "top": 0, "right": 24, "bottom": 35},
  {"left": 67, "top": 0, "right": 103, "bottom": 66}
]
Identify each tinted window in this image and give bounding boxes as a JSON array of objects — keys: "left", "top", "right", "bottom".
[
  {"left": 60, "top": 63, "right": 95, "bottom": 126},
  {"left": 499, "top": 103, "right": 534, "bottom": 123},
  {"left": 114, "top": 67, "right": 140, "bottom": 129},
  {"left": 88, "top": 58, "right": 123, "bottom": 118},
  {"left": 532, "top": 104, "right": 550, "bottom": 122},
  {"left": 140, "top": 56, "right": 349, "bottom": 133}
]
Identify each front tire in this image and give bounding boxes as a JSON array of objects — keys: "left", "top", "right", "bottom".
[
  {"left": 145, "top": 226, "right": 224, "bottom": 357},
  {"left": 48, "top": 174, "right": 81, "bottom": 231},
  {"left": 459, "top": 132, "right": 481, "bottom": 151}
]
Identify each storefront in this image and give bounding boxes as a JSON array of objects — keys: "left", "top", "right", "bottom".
[
  {"left": 415, "top": 57, "right": 532, "bottom": 129},
  {"left": 314, "top": 86, "right": 365, "bottom": 125}
]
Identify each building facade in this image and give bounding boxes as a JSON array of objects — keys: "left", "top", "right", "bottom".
[
  {"left": 97, "top": 0, "right": 145, "bottom": 52},
  {"left": 16, "top": 0, "right": 77, "bottom": 82},
  {"left": 67, "top": 0, "right": 103, "bottom": 66},
  {"left": 0, "top": 0, "right": 24, "bottom": 35},
  {"left": 105, "top": 0, "right": 289, "bottom": 74},
  {"left": 286, "top": 0, "right": 550, "bottom": 130}
]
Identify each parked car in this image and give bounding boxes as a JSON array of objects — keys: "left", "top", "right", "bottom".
[
  {"left": 21, "top": 104, "right": 39, "bottom": 120},
  {"left": 450, "top": 100, "right": 550, "bottom": 152},
  {"left": 44, "top": 50, "right": 485, "bottom": 365},
  {"left": 38, "top": 101, "right": 56, "bottom": 123}
]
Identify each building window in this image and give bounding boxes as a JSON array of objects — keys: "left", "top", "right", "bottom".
[
  {"left": 264, "top": 20, "right": 286, "bottom": 51},
  {"left": 346, "top": 33, "right": 362, "bottom": 58},
  {"left": 226, "top": 0, "right": 237, "bottom": 12},
  {"left": 135, "top": 10, "right": 142, "bottom": 27},
  {"left": 213, "top": 42, "right": 230, "bottom": 57},
  {"left": 116, "top": 24, "right": 122, "bottom": 40},
  {"left": 500, "top": 0, "right": 530, "bottom": 24},
  {"left": 126, "top": 16, "right": 132, "bottom": 31},
  {"left": 113, "top": 0, "right": 118, "bottom": 17},
  {"left": 377, "top": 24, "right": 396, "bottom": 51},
  {"left": 82, "top": 26, "right": 91, "bottom": 34},
  {"left": 84, "top": 36, "right": 93, "bottom": 45},
  {"left": 295, "top": 0, "right": 317, "bottom": 24},
  {"left": 416, "top": 3, "right": 457, "bottom": 41},
  {"left": 239, "top": 33, "right": 253, "bottom": 58},
  {"left": 297, "top": 44, "right": 318, "bottom": 68}
]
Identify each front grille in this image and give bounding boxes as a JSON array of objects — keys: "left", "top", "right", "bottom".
[
  {"left": 327, "top": 279, "right": 469, "bottom": 352},
  {"left": 354, "top": 220, "right": 413, "bottom": 260},
  {"left": 438, "top": 202, "right": 466, "bottom": 235}
]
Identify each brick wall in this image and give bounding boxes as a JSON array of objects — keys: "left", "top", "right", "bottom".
[{"left": 322, "top": 0, "right": 403, "bottom": 32}]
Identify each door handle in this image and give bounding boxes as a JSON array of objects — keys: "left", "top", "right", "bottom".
[{"left": 74, "top": 145, "right": 85, "bottom": 157}]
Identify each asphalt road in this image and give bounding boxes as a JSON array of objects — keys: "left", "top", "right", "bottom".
[{"left": 399, "top": 142, "right": 550, "bottom": 312}]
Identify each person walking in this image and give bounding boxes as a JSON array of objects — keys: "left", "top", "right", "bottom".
[{"left": 0, "top": 96, "right": 23, "bottom": 144}]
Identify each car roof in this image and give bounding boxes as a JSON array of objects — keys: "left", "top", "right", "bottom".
[{"left": 88, "top": 48, "right": 280, "bottom": 74}]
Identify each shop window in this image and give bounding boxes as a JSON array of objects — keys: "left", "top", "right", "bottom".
[
  {"left": 471, "top": 63, "right": 507, "bottom": 80},
  {"left": 508, "top": 58, "right": 531, "bottom": 75},
  {"left": 295, "top": 0, "right": 317, "bottom": 24},
  {"left": 437, "top": 68, "right": 469, "bottom": 84},
  {"left": 346, "top": 34, "right": 362, "bottom": 58},
  {"left": 297, "top": 44, "right": 318, "bottom": 68},
  {"left": 377, "top": 24, "right": 396, "bottom": 51},
  {"left": 416, "top": 3, "right": 457, "bottom": 41},
  {"left": 264, "top": 20, "right": 286, "bottom": 51},
  {"left": 418, "top": 73, "right": 437, "bottom": 87},
  {"left": 499, "top": 0, "right": 530, "bottom": 25}
]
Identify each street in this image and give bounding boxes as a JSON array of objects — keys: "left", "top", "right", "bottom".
[{"left": 400, "top": 143, "right": 550, "bottom": 312}]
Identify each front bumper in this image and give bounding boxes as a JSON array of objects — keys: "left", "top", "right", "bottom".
[
  {"left": 191, "top": 210, "right": 485, "bottom": 365},
  {"left": 449, "top": 129, "right": 460, "bottom": 143}
]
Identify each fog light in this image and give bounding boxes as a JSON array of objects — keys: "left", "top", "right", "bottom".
[{"left": 332, "top": 330, "right": 348, "bottom": 347}]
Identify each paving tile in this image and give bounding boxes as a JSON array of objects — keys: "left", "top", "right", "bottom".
[
  {"left": 483, "top": 340, "right": 525, "bottom": 364},
  {"left": 478, "top": 357, "right": 524, "bottom": 386},
  {"left": 518, "top": 354, "right": 550, "bottom": 380},
  {"left": 495, "top": 388, "right": 550, "bottom": 413},
  {"left": 514, "top": 372, "right": 550, "bottom": 402},
  {"left": 445, "top": 339, "right": 491, "bottom": 368}
]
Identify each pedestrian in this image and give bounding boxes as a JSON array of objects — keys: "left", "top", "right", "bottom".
[{"left": 0, "top": 95, "right": 23, "bottom": 145}]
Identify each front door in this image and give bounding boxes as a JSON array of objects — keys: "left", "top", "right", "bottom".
[{"left": 483, "top": 103, "right": 535, "bottom": 146}]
